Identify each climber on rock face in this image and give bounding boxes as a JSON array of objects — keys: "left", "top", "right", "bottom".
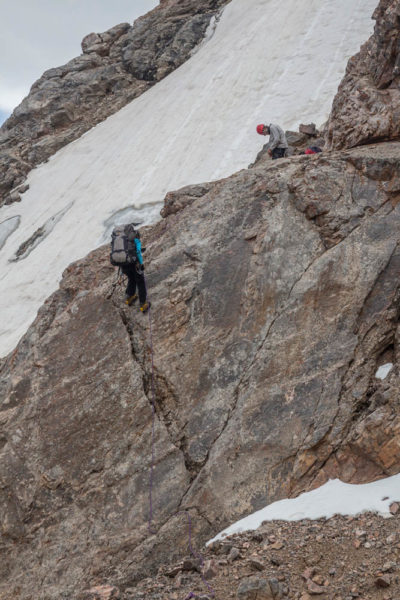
[
  {"left": 256, "top": 123, "right": 288, "bottom": 160},
  {"left": 110, "top": 223, "right": 150, "bottom": 313}
]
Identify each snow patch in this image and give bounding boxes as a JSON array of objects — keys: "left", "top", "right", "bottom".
[
  {"left": 375, "top": 363, "right": 393, "bottom": 380},
  {"left": 9, "top": 202, "right": 74, "bottom": 262},
  {"left": 0, "top": 216, "right": 20, "bottom": 251},
  {"left": 100, "top": 202, "right": 162, "bottom": 244},
  {"left": 208, "top": 475, "right": 400, "bottom": 544},
  {"left": 0, "top": 0, "right": 378, "bottom": 356}
]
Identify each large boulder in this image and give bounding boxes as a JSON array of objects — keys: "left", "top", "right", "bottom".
[{"left": 326, "top": 0, "right": 400, "bottom": 149}]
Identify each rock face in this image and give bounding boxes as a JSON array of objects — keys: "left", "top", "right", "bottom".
[
  {"left": 326, "top": 0, "right": 400, "bottom": 149},
  {"left": 0, "top": 141, "right": 399, "bottom": 598},
  {"left": 0, "top": 0, "right": 229, "bottom": 206}
]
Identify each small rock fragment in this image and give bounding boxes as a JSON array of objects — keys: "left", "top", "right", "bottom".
[
  {"left": 299, "top": 123, "right": 317, "bottom": 136},
  {"left": 307, "top": 580, "right": 326, "bottom": 595},
  {"left": 228, "top": 547, "right": 241, "bottom": 562},
  {"left": 17, "top": 183, "right": 29, "bottom": 194},
  {"left": 237, "top": 576, "right": 274, "bottom": 599},
  {"left": 302, "top": 567, "right": 315, "bottom": 580},
  {"left": 203, "top": 559, "right": 218, "bottom": 580},
  {"left": 268, "top": 577, "right": 281, "bottom": 597},
  {"left": 182, "top": 558, "right": 201, "bottom": 572},
  {"left": 165, "top": 565, "right": 182, "bottom": 577},
  {"left": 382, "top": 561, "right": 396, "bottom": 573},
  {"left": 249, "top": 557, "right": 265, "bottom": 571},
  {"left": 375, "top": 575, "right": 391, "bottom": 588},
  {"left": 81, "top": 586, "right": 120, "bottom": 600},
  {"left": 355, "top": 530, "right": 367, "bottom": 539},
  {"left": 269, "top": 541, "right": 284, "bottom": 550}
]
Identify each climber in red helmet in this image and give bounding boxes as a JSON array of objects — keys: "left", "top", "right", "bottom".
[{"left": 256, "top": 123, "right": 288, "bottom": 160}]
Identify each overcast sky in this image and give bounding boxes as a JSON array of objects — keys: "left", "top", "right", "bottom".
[{"left": 0, "top": 0, "right": 159, "bottom": 124}]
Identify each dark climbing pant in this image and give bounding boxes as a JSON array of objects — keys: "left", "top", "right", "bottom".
[
  {"left": 272, "top": 147, "right": 287, "bottom": 160},
  {"left": 121, "top": 264, "right": 147, "bottom": 304}
]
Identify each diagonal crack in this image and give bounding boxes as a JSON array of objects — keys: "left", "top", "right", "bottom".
[
  {"left": 177, "top": 247, "right": 328, "bottom": 505},
  {"left": 116, "top": 301, "right": 201, "bottom": 484},
  {"left": 180, "top": 205, "right": 400, "bottom": 504}
]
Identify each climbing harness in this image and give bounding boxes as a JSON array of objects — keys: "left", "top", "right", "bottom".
[{"left": 143, "top": 272, "right": 215, "bottom": 599}]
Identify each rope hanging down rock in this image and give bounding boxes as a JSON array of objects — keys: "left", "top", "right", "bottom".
[{"left": 144, "top": 274, "right": 215, "bottom": 599}]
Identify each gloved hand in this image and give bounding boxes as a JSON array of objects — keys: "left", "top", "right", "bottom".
[{"left": 140, "top": 264, "right": 145, "bottom": 271}]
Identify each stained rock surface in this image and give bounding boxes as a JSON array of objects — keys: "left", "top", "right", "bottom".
[
  {"left": 0, "top": 0, "right": 229, "bottom": 206},
  {"left": 326, "top": 0, "right": 400, "bottom": 149},
  {"left": 0, "top": 141, "right": 399, "bottom": 599}
]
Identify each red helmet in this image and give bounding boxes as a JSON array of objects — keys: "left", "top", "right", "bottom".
[
  {"left": 256, "top": 124, "right": 265, "bottom": 135},
  {"left": 305, "top": 148, "right": 316, "bottom": 155}
]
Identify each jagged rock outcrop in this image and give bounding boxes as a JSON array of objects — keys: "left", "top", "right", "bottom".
[
  {"left": 0, "top": 142, "right": 399, "bottom": 599},
  {"left": 326, "top": 0, "right": 400, "bottom": 149},
  {"left": 0, "top": 0, "right": 229, "bottom": 207}
]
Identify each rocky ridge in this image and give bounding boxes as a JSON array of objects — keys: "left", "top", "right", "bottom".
[
  {"left": 0, "top": 0, "right": 230, "bottom": 206},
  {"left": 326, "top": 0, "right": 400, "bottom": 149},
  {"left": 0, "top": 140, "right": 399, "bottom": 599}
]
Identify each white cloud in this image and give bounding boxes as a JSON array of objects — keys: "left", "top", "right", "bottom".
[
  {"left": 0, "top": 110, "right": 10, "bottom": 125},
  {"left": 0, "top": 84, "right": 31, "bottom": 112},
  {"left": 0, "top": 0, "right": 158, "bottom": 113}
]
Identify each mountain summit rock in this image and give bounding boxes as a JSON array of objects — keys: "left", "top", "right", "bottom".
[
  {"left": 326, "top": 0, "right": 400, "bottom": 149},
  {"left": 0, "top": 0, "right": 229, "bottom": 207}
]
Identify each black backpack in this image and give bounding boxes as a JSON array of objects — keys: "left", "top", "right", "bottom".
[{"left": 110, "top": 224, "right": 140, "bottom": 266}]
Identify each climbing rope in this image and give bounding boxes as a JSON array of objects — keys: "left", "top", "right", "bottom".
[
  {"left": 178, "top": 510, "right": 215, "bottom": 600},
  {"left": 143, "top": 273, "right": 215, "bottom": 599},
  {"left": 106, "top": 267, "right": 123, "bottom": 299},
  {"left": 147, "top": 299, "right": 157, "bottom": 535}
]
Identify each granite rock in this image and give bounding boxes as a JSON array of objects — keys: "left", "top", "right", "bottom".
[
  {"left": 326, "top": 0, "right": 400, "bottom": 149},
  {"left": 0, "top": 142, "right": 399, "bottom": 598}
]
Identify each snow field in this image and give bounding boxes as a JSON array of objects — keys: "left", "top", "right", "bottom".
[
  {"left": 208, "top": 474, "right": 400, "bottom": 544},
  {"left": 0, "top": 0, "right": 377, "bottom": 356}
]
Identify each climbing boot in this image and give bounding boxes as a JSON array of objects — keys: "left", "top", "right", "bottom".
[
  {"left": 125, "top": 293, "right": 138, "bottom": 306},
  {"left": 140, "top": 301, "right": 151, "bottom": 313}
]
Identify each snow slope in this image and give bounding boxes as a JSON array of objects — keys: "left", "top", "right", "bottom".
[
  {"left": 208, "top": 474, "right": 400, "bottom": 544},
  {"left": 0, "top": 0, "right": 377, "bottom": 356}
]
